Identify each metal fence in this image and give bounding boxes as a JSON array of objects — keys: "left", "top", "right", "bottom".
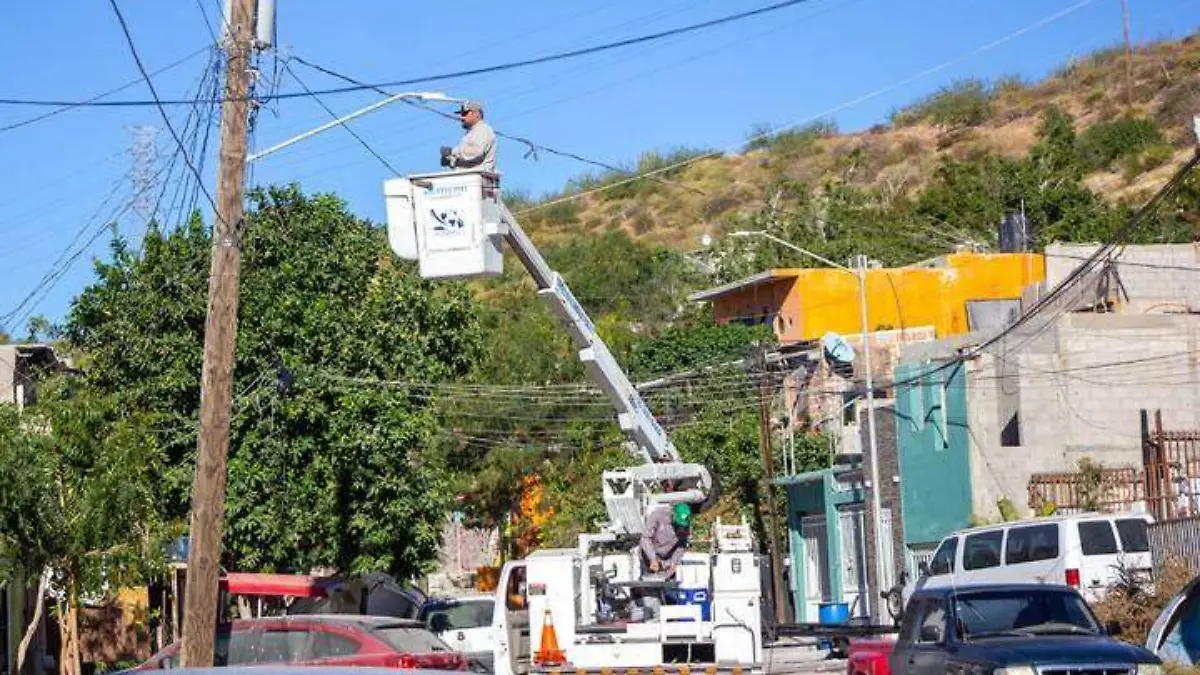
[
  {"left": 1026, "top": 410, "right": 1200, "bottom": 519},
  {"left": 1148, "top": 516, "right": 1200, "bottom": 573}
]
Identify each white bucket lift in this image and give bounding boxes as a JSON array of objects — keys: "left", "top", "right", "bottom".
[{"left": 384, "top": 170, "right": 505, "bottom": 280}]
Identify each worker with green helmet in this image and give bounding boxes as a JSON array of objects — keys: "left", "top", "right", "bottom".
[{"left": 639, "top": 501, "right": 693, "bottom": 579}]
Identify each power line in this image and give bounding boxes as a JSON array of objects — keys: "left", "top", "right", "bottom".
[
  {"left": 0, "top": 46, "right": 211, "bottom": 134},
  {"left": 282, "top": 62, "right": 403, "bottom": 176},
  {"left": 0, "top": 0, "right": 818, "bottom": 108},
  {"left": 288, "top": 55, "right": 706, "bottom": 195},
  {"left": 108, "top": 0, "right": 221, "bottom": 218},
  {"left": 516, "top": 0, "right": 1105, "bottom": 216}
]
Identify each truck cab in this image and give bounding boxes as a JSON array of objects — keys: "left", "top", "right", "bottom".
[
  {"left": 888, "top": 584, "right": 1161, "bottom": 675},
  {"left": 490, "top": 525, "right": 763, "bottom": 675}
]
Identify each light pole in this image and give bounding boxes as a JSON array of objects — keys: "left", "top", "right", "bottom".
[{"left": 731, "top": 230, "right": 887, "bottom": 624}]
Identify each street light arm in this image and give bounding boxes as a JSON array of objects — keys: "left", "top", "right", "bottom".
[{"left": 247, "top": 92, "right": 466, "bottom": 163}]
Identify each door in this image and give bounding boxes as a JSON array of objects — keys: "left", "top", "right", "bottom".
[
  {"left": 492, "top": 564, "right": 529, "bottom": 675},
  {"left": 1075, "top": 519, "right": 1122, "bottom": 594},
  {"left": 896, "top": 599, "right": 948, "bottom": 675},
  {"left": 839, "top": 507, "right": 869, "bottom": 618},
  {"left": 800, "top": 515, "right": 830, "bottom": 622}
]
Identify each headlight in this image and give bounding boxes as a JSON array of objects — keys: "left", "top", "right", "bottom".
[
  {"left": 1137, "top": 664, "right": 1163, "bottom": 675},
  {"left": 994, "top": 666, "right": 1035, "bottom": 675}
]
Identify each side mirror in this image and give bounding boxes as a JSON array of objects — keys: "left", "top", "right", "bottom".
[
  {"left": 918, "top": 561, "right": 931, "bottom": 577},
  {"left": 919, "top": 624, "right": 944, "bottom": 644},
  {"left": 1105, "top": 621, "right": 1123, "bottom": 636}
]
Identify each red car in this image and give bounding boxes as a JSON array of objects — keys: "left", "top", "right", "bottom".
[{"left": 133, "top": 615, "right": 467, "bottom": 671}]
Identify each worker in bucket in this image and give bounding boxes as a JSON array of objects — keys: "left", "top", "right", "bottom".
[
  {"left": 640, "top": 502, "right": 692, "bottom": 579},
  {"left": 440, "top": 100, "right": 496, "bottom": 173}
]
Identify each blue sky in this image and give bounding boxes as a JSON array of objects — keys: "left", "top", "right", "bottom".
[{"left": 0, "top": 0, "right": 1196, "bottom": 336}]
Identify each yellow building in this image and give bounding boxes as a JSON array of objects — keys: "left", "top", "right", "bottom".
[{"left": 689, "top": 252, "right": 1046, "bottom": 342}]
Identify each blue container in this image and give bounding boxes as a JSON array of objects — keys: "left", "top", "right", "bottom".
[
  {"left": 665, "top": 588, "right": 712, "bottom": 621},
  {"left": 818, "top": 601, "right": 850, "bottom": 625}
]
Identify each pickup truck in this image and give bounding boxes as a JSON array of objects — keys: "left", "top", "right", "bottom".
[{"left": 847, "top": 584, "right": 1162, "bottom": 675}]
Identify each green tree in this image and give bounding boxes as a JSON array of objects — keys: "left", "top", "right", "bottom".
[
  {"left": 0, "top": 381, "right": 162, "bottom": 675},
  {"left": 64, "top": 185, "right": 483, "bottom": 577}
]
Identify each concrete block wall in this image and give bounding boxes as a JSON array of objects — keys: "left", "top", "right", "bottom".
[
  {"left": 967, "top": 312, "right": 1200, "bottom": 519},
  {"left": 1045, "top": 243, "right": 1200, "bottom": 311}
]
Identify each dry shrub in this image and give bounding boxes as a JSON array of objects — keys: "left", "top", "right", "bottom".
[
  {"left": 1092, "top": 557, "right": 1195, "bottom": 647},
  {"left": 1165, "top": 664, "right": 1200, "bottom": 675}
]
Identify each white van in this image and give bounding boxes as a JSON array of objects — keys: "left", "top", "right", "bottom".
[
  {"left": 913, "top": 512, "right": 1154, "bottom": 602},
  {"left": 420, "top": 594, "right": 496, "bottom": 673}
]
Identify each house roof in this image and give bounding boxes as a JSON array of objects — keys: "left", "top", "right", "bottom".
[{"left": 687, "top": 269, "right": 803, "bottom": 302}]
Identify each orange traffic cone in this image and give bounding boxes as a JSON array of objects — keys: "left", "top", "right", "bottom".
[{"left": 535, "top": 607, "right": 566, "bottom": 666}]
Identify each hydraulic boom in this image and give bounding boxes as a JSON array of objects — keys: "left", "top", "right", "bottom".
[{"left": 384, "top": 170, "right": 711, "bottom": 534}]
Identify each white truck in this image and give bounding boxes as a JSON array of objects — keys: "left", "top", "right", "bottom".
[{"left": 384, "top": 167, "right": 765, "bottom": 675}]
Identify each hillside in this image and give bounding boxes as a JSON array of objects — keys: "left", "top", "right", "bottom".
[{"left": 513, "top": 33, "right": 1200, "bottom": 253}]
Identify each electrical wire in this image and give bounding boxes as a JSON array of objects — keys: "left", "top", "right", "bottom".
[
  {"left": 107, "top": 0, "right": 221, "bottom": 219},
  {"left": 0, "top": 46, "right": 212, "bottom": 135},
  {"left": 0, "top": 0, "right": 821, "bottom": 108},
  {"left": 282, "top": 62, "right": 403, "bottom": 176}
]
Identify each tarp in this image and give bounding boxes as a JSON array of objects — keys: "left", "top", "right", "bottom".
[
  {"left": 218, "top": 573, "right": 335, "bottom": 598},
  {"left": 1147, "top": 572, "right": 1200, "bottom": 665}
]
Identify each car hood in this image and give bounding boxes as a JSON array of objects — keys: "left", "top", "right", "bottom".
[{"left": 959, "top": 635, "right": 1157, "bottom": 664}]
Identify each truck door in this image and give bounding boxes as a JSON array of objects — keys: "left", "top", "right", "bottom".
[
  {"left": 894, "top": 598, "right": 948, "bottom": 675},
  {"left": 493, "top": 563, "right": 530, "bottom": 675}
]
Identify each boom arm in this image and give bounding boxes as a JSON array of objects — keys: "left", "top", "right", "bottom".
[
  {"left": 384, "top": 170, "right": 711, "bottom": 534},
  {"left": 497, "top": 201, "right": 677, "bottom": 464}
]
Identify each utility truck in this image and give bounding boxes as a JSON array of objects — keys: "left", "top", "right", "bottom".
[{"left": 384, "top": 168, "right": 764, "bottom": 674}]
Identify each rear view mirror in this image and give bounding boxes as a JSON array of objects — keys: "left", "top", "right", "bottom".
[{"left": 1105, "top": 621, "right": 1123, "bottom": 636}]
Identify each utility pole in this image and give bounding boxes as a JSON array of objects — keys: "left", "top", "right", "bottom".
[
  {"left": 1122, "top": 0, "right": 1134, "bottom": 110},
  {"left": 855, "top": 254, "right": 887, "bottom": 626},
  {"left": 755, "top": 349, "right": 788, "bottom": 625},
  {"left": 180, "top": 0, "right": 255, "bottom": 667}
]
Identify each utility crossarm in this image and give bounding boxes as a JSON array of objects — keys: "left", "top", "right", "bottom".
[{"left": 384, "top": 170, "right": 712, "bottom": 534}]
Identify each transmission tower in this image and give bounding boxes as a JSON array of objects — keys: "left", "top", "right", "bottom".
[{"left": 126, "top": 124, "right": 160, "bottom": 224}]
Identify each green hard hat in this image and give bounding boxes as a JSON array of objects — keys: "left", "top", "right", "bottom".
[{"left": 671, "top": 503, "right": 692, "bottom": 528}]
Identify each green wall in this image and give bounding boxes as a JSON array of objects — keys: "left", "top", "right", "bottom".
[{"left": 894, "top": 361, "right": 972, "bottom": 546}]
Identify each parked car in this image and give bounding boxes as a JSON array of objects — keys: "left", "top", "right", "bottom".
[
  {"left": 132, "top": 615, "right": 467, "bottom": 671},
  {"left": 912, "top": 512, "right": 1153, "bottom": 603},
  {"left": 419, "top": 595, "right": 495, "bottom": 673},
  {"left": 849, "top": 584, "right": 1161, "bottom": 675}
]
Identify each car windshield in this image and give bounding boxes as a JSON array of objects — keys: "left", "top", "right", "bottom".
[
  {"left": 421, "top": 600, "right": 495, "bottom": 632},
  {"left": 954, "top": 590, "right": 1100, "bottom": 639}
]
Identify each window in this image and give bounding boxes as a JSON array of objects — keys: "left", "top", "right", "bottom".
[
  {"left": 1005, "top": 524, "right": 1059, "bottom": 564},
  {"left": 1078, "top": 521, "right": 1119, "bottom": 556},
  {"left": 374, "top": 626, "right": 450, "bottom": 653},
  {"left": 963, "top": 531, "right": 1004, "bottom": 570},
  {"left": 917, "top": 601, "right": 946, "bottom": 644},
  {"left": 954, "top": 589, "right": 1099, "bottom": 638},
  {"left": 422, "top": 600, "right": 495, "bottom": 632},
  {"left": 309, "top": 631, "right": 360, "bottom": 659},
  {"left": 1116, "top": 518, "right": 1150, "bottom": 553},
  {"left": 505, "top": 566, "right": 527, "bottom": 610},
  {"left": 929, "top": 537, "right": 957, "bottom": 576}
]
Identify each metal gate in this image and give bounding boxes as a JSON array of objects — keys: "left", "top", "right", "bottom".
[
  {"left": 839, "top": 506, "right": 869, "bottom": 619},
  {"left": 800, "top": 515, "right": 830, "bottom": 622}
]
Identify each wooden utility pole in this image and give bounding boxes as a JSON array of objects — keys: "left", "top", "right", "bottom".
[
  {"left": 755, "top": 351, "right": 788, "bottom": 625},
  {"left": 180, "top": 0, "right": 255, "bottom": 667},
  {"left": 1122, "top": 0, "right": 1134, "bottom": 110}
]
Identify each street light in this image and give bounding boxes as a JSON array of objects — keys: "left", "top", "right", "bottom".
[
  {"left": 731, "top": 230, "right": 888, "bottom": 624},
  {"left": 247, "top": 91, "right": 469, "bottom": 163}
]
